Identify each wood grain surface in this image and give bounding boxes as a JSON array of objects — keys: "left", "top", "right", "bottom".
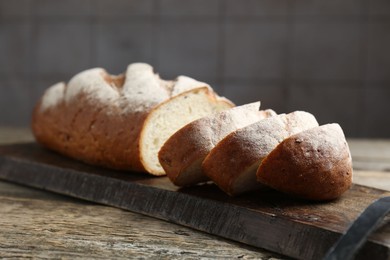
[
  {"left": 0, "top": 128, "right": 284, "bottom": 259},
  {"left": 0, "top": 142, "right": 389, "bottom": 259},
  {"left": 1, "top": 129, "right": 390, "bottom": 259},
  {"left": 0, "top": 181, "right": 282, "bottom": 259}
]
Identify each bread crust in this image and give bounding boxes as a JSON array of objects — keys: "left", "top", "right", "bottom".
[
  {"left": 32, "top": 89, "right": 151, "bottom": 172},
  {"left": 32, "top": 64, "right": 233, "bottom": 174},
  {"left": 202, "top": 111, "right": 318, "bottom": 196},
  {"left": 158, "top": 102, "right": 276, "bottom": 186},
  {"left": 256, "top": 124, "right": 352, "bottom": 201}
]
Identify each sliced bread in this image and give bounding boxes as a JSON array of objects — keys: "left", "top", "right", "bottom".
[
  {"left": 158, "top": 102, "right": 276, "bottom": 186},
  {"left": 140, "top": 87, "right": 234, "bottom": 175},
  {"left": 202, "top": 111, "right": 319, "bottom": 196}
]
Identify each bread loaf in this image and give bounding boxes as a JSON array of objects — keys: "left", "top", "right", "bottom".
[
  {"left": 256, "top": 123, "right": 352, "bottom": 200},
  {"left": 32, "top": 63, "right": 353, "bottom": 200},
  {"left": 158, "top": 102, "right": 276, "bottom": 186},
  {"left": 32, "top": 63, "right": 234, "bottom": 175},
  {"left": 202, "top": 111, "right": 319, "bottom": 196}
]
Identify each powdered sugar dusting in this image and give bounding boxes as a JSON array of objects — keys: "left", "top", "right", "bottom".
[
  {"left": 40, "top": 82, "right": 66, "bottom": 111},
  {"left": 180, "top": 102, "right": 261, "bottom": 151},
  {"left": 285, "top": 111, "right": 318, "bottom": 136},
  {"left": 41, "top": 63, "right": 223, "bottom": 115},
  {"left": 228, "top": 111, "right": 318, "bottom": 160},
  {"left": 121, "top": 63, "right": 170, "bottom": 112},
  {"left": 294, "top": 123, "right": 350, "bottom": 163},
  {"left": 65, "top": 68, "right": 119, "bottom": 104},
  {"left": 171, "top": 76, "right": 210, "bottom": 96}
]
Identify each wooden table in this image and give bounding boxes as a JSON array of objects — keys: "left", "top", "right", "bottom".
[{"left": 1, "top": 128, "right": 389, "bottom": 259}]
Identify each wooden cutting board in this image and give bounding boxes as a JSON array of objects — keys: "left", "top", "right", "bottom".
[{"left": 0, "top": 143, "right": 389, "bottom": 260}]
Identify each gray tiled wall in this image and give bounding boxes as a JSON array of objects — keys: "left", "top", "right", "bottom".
[{"left": 0, "top": 0, "right": 389, "bottom": 137}]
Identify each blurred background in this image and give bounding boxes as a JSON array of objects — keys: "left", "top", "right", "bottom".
[{"left": 0, "top": 0, "right": 389, "bottom": 137}]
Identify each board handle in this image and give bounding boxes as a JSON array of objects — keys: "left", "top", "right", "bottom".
[{"left": 324, "top": 196, "right": 390, "bottom": 260}]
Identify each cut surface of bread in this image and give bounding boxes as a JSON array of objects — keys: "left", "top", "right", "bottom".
[
  {"left": 202, "top": 111, "right": 319, "bottom": 196},
  {"left": 140, "top": 87, "right": 234, "bottom": 175},
  {"left": 256, "top": 123, "right": 352, "bottom": 201},
  {"left": 32, "top": 63, "right": 233, "bottom": 174},
  {"left": 158, "top": 102, "right": 277, "bottom": 185}
]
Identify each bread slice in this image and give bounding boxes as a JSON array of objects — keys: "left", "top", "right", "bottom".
[
  {"left": 140, "top": 87, "right": 234, "bottom": 175},
  {"left": 158, "top": 102, "right": 277, "bottom": 186},
  {"left": 202, "top": 111, "right": 319, "bottom": 196},
  {"left": 256, "top": 123, "right": 352, "bottom": 201},
  {"left": 32, "top": 63, "right": 234, "bottom": 175}
]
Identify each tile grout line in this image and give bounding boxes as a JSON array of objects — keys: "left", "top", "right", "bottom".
[
  {"left": 89, "top": 0, "right": 96, "bottom": 68},
  {"left": 15, "top": 15, "right": 384, "bottom": 23},
  {"left": 216, "top": 0, "right": 226, "bottom": 94},
  {"left": 27, "top": 0, "right": 36, "bottom": 120},
  {"left": 151, "top": 0, "right": 161, "bottom": 70},
  {"left": 283, "top": 1, "right": 295, "bottom": 113},
  {"left": 357, "top": 0, "right": 370, "bottom": 137}
]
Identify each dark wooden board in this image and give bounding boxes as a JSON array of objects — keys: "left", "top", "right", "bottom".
[{"left": 0, "top": 143, "right": 389, "bottom": 260}]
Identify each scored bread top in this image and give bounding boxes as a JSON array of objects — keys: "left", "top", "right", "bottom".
[{"left": 40, "top": 63, "right": 212, "bottom": 113}]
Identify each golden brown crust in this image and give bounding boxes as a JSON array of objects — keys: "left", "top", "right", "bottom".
[
  {"left": 158, "top": 122, "right": 211, "bottom": 185},
  {"left": 32, "top": 88, "right": 232, "bottom": 174},
  {"left": 32, "top": 91, "right": 147, "bottom": 172},
  {"left": 158, "top": 103, "right": 268, "bottom": 186},
  {"left": 256, "top": 124, "right": 353, "bottom": 201},
  {"left": 202, "top": 129, "right": 263, "bottom": 195},
  {"left": 202, "top": 111, "right": 319, "bottom": 196}
]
